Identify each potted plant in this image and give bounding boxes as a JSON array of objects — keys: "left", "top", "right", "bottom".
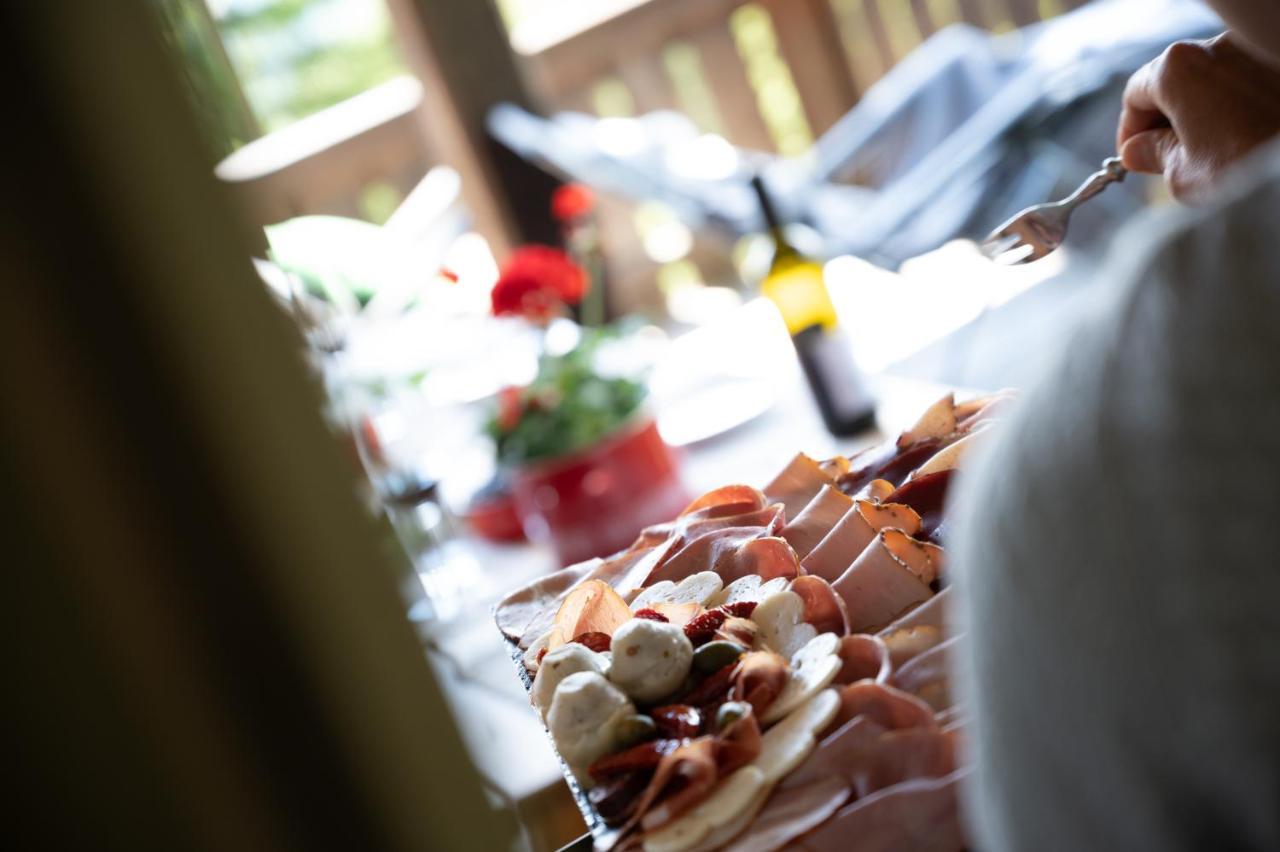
[{"left": 482, "top": 245, "right": 687, "bottom": 565}]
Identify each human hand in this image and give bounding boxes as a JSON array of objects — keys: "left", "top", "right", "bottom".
[{"left": 1117, "top": 33, "right": 1280, "bottom": 203}]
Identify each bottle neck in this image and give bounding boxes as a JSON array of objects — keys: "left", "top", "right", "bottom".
[{"left": 752, "top": 175, "right": 803, "bottom": 264}]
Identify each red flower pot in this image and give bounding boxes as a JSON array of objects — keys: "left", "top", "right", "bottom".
[{"left": 510, "top": 417, "right": 689, "bottom": 566}]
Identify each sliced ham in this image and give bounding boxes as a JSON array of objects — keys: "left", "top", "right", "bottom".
[
  {"left": 789, "top": 769, "right": 969, "bottom": 852},
  {"left": 801, "top": 500, "right": 921, "bottom": 582},
  {"left": 891, "top": 635, "right": 959, "bottom": 712},
  {"left": 789, "top": 576, "right": 848, "bottom": 637},
  {"left": 833, "top": 634, "right": 891, "bottom": 686},
  {"left": 833, "top": 530, "right": 940, "bottom": 634},
  {"left": 878, "top": 585, "right": 952, "bottom": 635},
  {"left": 763, "top": 454, "right": 833, "bottom": 523},
  {"left": 780, "top": 486, "right": 854, "bottom": 560}
]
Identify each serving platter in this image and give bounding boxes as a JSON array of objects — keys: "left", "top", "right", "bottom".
[{"left": 493, "top": 391, "right": 1010, "bottom": 852}]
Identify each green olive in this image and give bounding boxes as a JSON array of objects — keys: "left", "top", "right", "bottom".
[
  {"left": 614, "top": 714, "right": 657, "bottom": 749},
  {"left": 692, "top": 640, "right": 747, "bottom": 674},
  {"left": 715, "top": 701, "right": 751, "bottom": 731}
]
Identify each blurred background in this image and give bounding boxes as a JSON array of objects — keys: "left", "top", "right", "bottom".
[{"left": 9, "top": 1, "right": 1222, "bottom": 850}]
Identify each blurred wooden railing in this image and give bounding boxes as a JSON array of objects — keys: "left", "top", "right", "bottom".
[
  {"left": 219, "top": 0, "right": 1089, "bottom": 232},
  {"left": 512, "top": 0, "right": 1089, "bottom": 154}
]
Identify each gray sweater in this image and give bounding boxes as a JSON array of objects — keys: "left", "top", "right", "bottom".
[{"left": 951, "top": 143, "right": 1280, "bottom": 851}]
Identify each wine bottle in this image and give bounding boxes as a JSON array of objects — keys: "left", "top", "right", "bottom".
[{"left": 751, "top": 175, "right": 876, "bottom": 436}]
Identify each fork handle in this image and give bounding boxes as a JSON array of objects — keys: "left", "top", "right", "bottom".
[{"left": 1063, "top": 157, "right": 1127, "bottom": 210}]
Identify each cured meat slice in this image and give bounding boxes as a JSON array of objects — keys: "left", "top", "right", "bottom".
[
  {"left": 890, "top": 636, "right": 958, "bottom": 712},
  {"left": 884, "top": 471, "right": 953, "bottom": 546},
  {"left": 719, "top": 774, "right": 848, "bottom": 852},
  {"left": 800, "top": 500, "right": 921, "bottom": 582},
  {"left": 763, "top": 454, "right": 833, "bottom": 524},
  {"left": 781, "top": 714, "right": 886, "bottom": 791},
  {"left": 788, "top": 769, "right": 969, "bottom": 852},
  {"left": 846, "top": 728, "right": 958, "bottom": 799},
  {"left": 895, "top": 394, "right": 958, "bottom": 448},
  {"left": 495, "top": 556, "right": 601, "bottom": 645},
  {"left": 789, "top": 576, "right": 848, "bottom": 637},
  {"left": 832, "top": 634, "right": 891, "bottom": 686},
  {"left": 546, "top": 580, "right": 635, "bottom": 650},
  {"left": 733, "top": 652, "right": 790, "bottom": 719},
  {"left": 829, "top": 681, "right": 937, "bottom": 733},
  {"left": 837, "top": 438, "right": 943, "bottom": 496},
  {"left": 623, "top": 711, "right": 765, "bottom": 839},
  {"left": 679, "top": 485, "right": 770, "bottom": 518},
  {"left": 880, "top": 625, "right": 944, "bottom": 671},
  {"left": 832, "top": 530, "right": 940, "bottom": 634},
  {"left": 905, "top": 429, "right": 984, "bottom": 482},
  {"left": 780, "top": 486, "right": 854, "bottom": 560},
  {"left": 817, "top": 456, "right": 850, "bottom": 479},
  {"left": 643, "top": 522, "right": 794, "bottom": 589},
  {"left": 732, "top": 538, "right": 802, "bottom": 584},
  {"left": 851, "top": 479, "right": 895, "bottom": 502},
  {"left": 878, "top": 585, "right": 952, "bottom": 635},
  {"left": 954, "top": 389, "right": 1016, "bottom": 431}
]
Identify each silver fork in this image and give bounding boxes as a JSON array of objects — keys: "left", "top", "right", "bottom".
[{"left": 981, "top": 157, "right": 1127, "bottom": 264}]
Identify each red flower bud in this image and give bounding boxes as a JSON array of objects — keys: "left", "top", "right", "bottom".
[
  {"left": 551, "top": 183, "right": 595, "bottom": 222},
  {"left": 490, "top": 245, "right": 589, "bottom": 319}
]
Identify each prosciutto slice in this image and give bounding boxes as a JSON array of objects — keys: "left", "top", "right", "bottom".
[
  {"left": 733, "top": 651, "right": 790, "bottom": 718},
  {"left": 801, "top": 501, "right": 921, "bottom": 582},
  {"left": 780, "top": 486, "right": 854, "bottom": 560},
  {"left": 833, "top": 530, "right": 942, "bottom": 634},
  {"left": 789, "top": 576, "right": 848, "bottom": 637},
  {"left": 832, "top": 634, "right": 891, "bottom": 686},
  {"left": 622, "top": 711, "right": 764, "bottom": 836},
  {"left": 763, "top": 454, "right": 833, "bottom": 523},
  {"left": 828, "top": 681, "right": 937, "bottom": 734}
]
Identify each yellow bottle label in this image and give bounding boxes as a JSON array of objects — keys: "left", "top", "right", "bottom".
[{"left": 761, "top": 259, "right": 838, "bottom": 336}]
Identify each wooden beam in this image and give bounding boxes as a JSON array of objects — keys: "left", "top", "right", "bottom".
[{"left": 384, "top": 0, "right": 561, "bottom": 256}]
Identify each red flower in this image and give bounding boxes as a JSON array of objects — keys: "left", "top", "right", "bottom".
[
  {"left": 497, "top": 385, "right": 524, "bottom": 432},
  {"left": 490, "top": 245, "right": 588, "bottom": 319},
  {"left": 551, "top": 183, "right": 595, "bottom": 222}
]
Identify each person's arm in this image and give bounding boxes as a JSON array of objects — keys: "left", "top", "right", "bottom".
[
  {"left": 1118, "top": 32, "right": 1280, "bottom": 202},
  {"left": 950, "top": 153, "right": 1280, "bottom": 851}
]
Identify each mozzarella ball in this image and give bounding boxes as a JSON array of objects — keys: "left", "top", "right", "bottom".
[
  {"left": 531, "top": 643, "right": 609, "bottom": 719},
  {"left": 608, "top": 618, "right": 694, "bottom": 703},
  {"left": 547, "top": 671, "right": 635, "bottom": 775}
]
